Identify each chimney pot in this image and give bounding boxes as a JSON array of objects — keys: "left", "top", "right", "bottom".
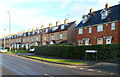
[
  {"left": 49, "top": 23, "right": 53, "bottom": 27},
  {"left": 64, "top": 19, "right": 69, "bottom": 24},
  {"left": 56, "top": 21, "right": 60, "bottom": 26},
  {"left": 90, "top": 8, "right": 94, "bottom": 13},
  {"left": 105, "top": 3, "right": 110, "bottom": 8}
]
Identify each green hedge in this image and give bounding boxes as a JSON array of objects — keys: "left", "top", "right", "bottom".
[{"left": 35, "top": 44, "right": 120, "bottom": 61}]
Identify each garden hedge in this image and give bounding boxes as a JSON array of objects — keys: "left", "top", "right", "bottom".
[{"left": 35, "top": 44, "right": 120, "bottom": 61}]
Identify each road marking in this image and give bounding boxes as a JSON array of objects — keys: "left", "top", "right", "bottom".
[
  {"left": 88, "top": 69, "right": 94, "bottom": 71},
  {"left": 98, "top": 71, "right": 101, "bottom": 73},
  {"left": 79, "top": 68, "right": 84, "bottom": 70},
  {"left": 44, "top": 74, "right": 54, "bottom": 77}
]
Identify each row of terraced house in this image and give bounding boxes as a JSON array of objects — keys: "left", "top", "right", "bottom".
[{"left": 0, "top": 3, "right": 120, "bottom": 50}]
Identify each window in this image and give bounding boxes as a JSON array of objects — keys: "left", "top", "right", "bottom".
[
  {"left": 59, "top": 34, "right": 63, "bottom": 39},
  {"left": 97, "top": 38, "right": 103, "bottom": 44},
  {"left": 78, "top": 28, "right": 83, "bottom": 34},
  {"left": 89, "top": 27, "right": 92, "bottom": 33},
  {"left": 85, "top": 40, "right": 89, "bottom": 45},
  {"left": 24, "top": 34, "right": 26, "bottom": 37},
  {"left": 111, "top": 23, "right": 115, "bottom": 30},
  {"left": 28, "top": 32, "right": 30, "bottom": 35},
  {"left": 51, "top": 35, "right": 54, "bottom": 40},
  {"left": 32, "top": 31, "right": 35, "bottom": 35},
  {"left": 82, "top": 15, "right": 90, "bottom": 23},
  {"left": 97, "top": 25, "right": 103, "bottom": 32},
  {"left": 101, "top": 12, "right": 107, "bottom": 19},
  {"left": 78, "top": 40, "right": 83, "bottom": 45},
  {"left": 61, "top": 25, "right": 64, "bottom": 30}
]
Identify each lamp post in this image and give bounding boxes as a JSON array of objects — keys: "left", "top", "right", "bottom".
[
  {"left": 7, "top": 11, "right": 11, "bottom": 50},
  {"left": 4, "top": 28, "right": 6, "bottom": 49}
]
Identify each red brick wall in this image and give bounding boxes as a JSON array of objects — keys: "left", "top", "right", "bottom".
[{"left": 75, "top": 21, "right": 120, "bottom": 45}]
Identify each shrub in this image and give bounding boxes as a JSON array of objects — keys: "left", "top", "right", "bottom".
[{"left": 35, "top": 44, "right": 120, "bottom": 61}]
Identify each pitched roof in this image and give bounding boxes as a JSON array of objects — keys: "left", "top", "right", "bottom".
[
  {"left": 75, "top": 4, "right": 120, "bottom": 29},
  {"left": 48, "top": 21, "right": 76, "bottom": 33}
]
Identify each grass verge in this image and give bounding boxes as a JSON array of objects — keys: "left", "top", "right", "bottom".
[{"left": 25, "top": 55, "right": 87, "bottom": 64}]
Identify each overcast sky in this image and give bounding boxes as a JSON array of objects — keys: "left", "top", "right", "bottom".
[{"left": 0, "top": 0, "right": 120, "bottom": 38}]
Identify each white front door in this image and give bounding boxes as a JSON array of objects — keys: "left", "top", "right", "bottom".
[
  {"left": 106, "top": 39, "right": 111, "bottom": 44},
  {"left": 85, "top": 40, "right": 89, "bottom": 45}
]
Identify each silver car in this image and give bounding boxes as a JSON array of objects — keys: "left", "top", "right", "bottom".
[{"left": 0, "top": 47, "right": 7, "bottom": 53}]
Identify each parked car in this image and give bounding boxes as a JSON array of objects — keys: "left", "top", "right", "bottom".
[
  {"left": 29, "top": 48, "right": 35, "bottom": 53},
  {"left": 0, "top": 47, "right": 8, "bottom": 53}
]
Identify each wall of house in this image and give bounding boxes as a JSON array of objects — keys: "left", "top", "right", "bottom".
[
  {"left": 67, "top": 23, "right": 76, "bottom": 44},
  {"left": 75, "top": 21, "right": 120, "bottom": 45},
  {"left": 48, "top": 30, "right": 67, "bottom": 44}
]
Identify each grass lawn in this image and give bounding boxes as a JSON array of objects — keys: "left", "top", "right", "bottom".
[{"left": 26, "top": 55, "right": 87, "bottom": 64}]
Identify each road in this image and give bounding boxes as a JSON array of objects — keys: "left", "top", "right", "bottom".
[{"left": 0, "top": 53, "right": 115, "bottom": 76}]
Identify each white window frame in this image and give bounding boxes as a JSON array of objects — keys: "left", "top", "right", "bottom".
[
  {"left": 78, "top": 40, "right": 83, "bottom": 45},
  {"left": 59, "top": 34, "right": 63, "bottom": 39},
  {"left": 97, "top": 38, "right": 103, "bottom": 44},
  {"left": 78, "top": 28, "right": 83, "bottom": 34},
  {"left": 89, "top": 27, "right": 92, "bottom": 33},
  {"left": 111, "top": 22, "right": 115, "bottom": 30},
  {"left": 97, "top": 25, "right": 103, "bottom": 32}
]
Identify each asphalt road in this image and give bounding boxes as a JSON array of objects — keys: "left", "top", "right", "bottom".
[{"left": 0, "top": 53, "right": 115, "bottom": 76}]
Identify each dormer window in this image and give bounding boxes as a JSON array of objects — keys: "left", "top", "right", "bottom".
[
  {"left": 37, "top": 30, "right": 40, "bottom": 34},
  {"left": 32, "top": 31, "right": 35, "bottom": 35},
  {"left": 52, "top": 26, "right": 58, "bottom": 31},
  {"left": 100, "top": 9, "right": 111, "bottom": 20},
  {"left": 82, "top": 15, "right": 90, "bottom": 24},
  {"left": 45, "top": 28, "right": 48, "bottom": 33},
  {"left": 28, "top": 32, "right": 30, "bottom": 35},
  {"left": 61, "top": 25, "right": 64, "bottom": 30},
  {"left": 24, "top": 33, "right": 26, "bottom": 37}
]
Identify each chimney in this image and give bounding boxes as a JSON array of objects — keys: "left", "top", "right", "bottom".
[
  {"left": 49, "top": 23, "right": 53, "bottom": 28},
  {"left": 64, "top": 19, "right": 69, "bottom": 24},
  {"left": 56, "top": 21, "right": 60, "bottom": 26},
  {"left": 90, "top": 8, "right": 94, "bottom": 13},
  {"left": 105, "top": 3, "right": 110, "bottom": 8},
  {"left": 32, "top": 29, "right": 35, "bottom": 31},
  {"left": 41, "top": 25, "right": 45, "bottom": 29},
  {"left": 36, "top": 27, "right": 39, "bottom": 30}
]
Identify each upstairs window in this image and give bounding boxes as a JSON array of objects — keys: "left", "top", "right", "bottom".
[
  {"left": 82, "top": 15, "right": 90, "bottom": 24},
  {"left": 111, "top": 22, "right": 115, "bottom": 30},
  {"left": 32, "top": 31, "right": 35, "bottom": 35},
  {"left": 97, "top": 25, "right": 103, "bottom": 32},
  {"left": 78, "top": 28, "right": 83, "bottom": 34},
  {"left": 28, "top": 32, "right": 30, "bottom": 35},
  {"left": 89, "top": 27, "right": 92, "bottom": 33},
  {"left": 59, "top": 34, "right": 63, "bottom": 39},
  {"left": 51, "top": 35, "right": 54, "bottom": 40},
  {"left": 24, "top": 34, "right": 26, "bottom": 37},
  {"left": 100, "top": 9, "right": 111, "bottom": 20},
  {"left": 61, "top": 25, "right": 64, "bottom": 30}
]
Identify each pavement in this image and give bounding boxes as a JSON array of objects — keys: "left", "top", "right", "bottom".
[{"left": 4, "top": 53, "right": 120, "bottom": 75}]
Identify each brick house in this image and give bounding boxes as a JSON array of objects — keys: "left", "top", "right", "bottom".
[
  {"left": 47, "top": 19, "right": 77, "bottom": 44},
  {"left": 75, "top": 3, "right": 120, "bottom": 45}
]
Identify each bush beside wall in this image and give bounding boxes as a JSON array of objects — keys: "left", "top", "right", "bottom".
[{"left": 35, "top": 44, "right": 120, "bottom": 61}]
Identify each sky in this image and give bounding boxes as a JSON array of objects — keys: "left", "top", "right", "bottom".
[{"left": 0, "top": 0, "right": 120, "bottom": 38}]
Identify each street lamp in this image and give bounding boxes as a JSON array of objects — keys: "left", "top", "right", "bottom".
[
  {"left": 4, "top": 28, "right": 6, "bottom": 49},
  {"left": 7, "top": 11, "right": 11, "bottom": 50}
]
